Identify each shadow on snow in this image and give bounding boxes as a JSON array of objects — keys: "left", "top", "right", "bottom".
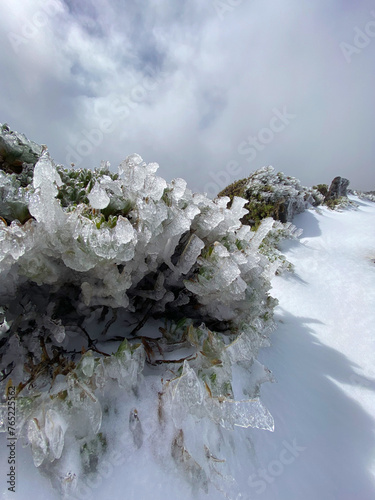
[{"left": 252, "top": 310, "right": 375, "bottom": 500}]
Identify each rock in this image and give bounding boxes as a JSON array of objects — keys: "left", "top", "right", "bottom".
[{"left": 325, "top": 176, "right": 350, "bottom": 201}]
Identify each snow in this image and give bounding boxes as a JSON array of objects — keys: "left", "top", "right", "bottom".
[
  {"left": 255, "top": 196, "right": 375, "bottom": 500},
  {"left": 1, "top": 196, "right": 375, "bottom": 499}
]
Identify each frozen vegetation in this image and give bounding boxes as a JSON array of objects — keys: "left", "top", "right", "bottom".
[
  {"left": 0, "top": 124, "right": 303, "bottom": 498},
  {"left": 218, "top": 166, "right": 324, "bottom": 229}
]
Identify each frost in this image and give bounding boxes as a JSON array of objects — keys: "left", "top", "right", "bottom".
[{"left": 218, "top": 165, "right": 323, "bottom": 229}]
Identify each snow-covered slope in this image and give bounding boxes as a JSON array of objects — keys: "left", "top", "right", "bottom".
[
  {"left": 255, "top": 196, "right": 375, "bottom": 500},
  {"left": 1, "top": 196, "right": 375, "bottom": 500}
]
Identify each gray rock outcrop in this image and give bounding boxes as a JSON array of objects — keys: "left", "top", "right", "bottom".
[{"left": 325, "top": 176, "right": 350, "bottom": 201}]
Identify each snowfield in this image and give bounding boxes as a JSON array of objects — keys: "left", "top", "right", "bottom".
[
  {"left": 254, "top": 196, "right": 375, "bottom": 500},
  {"left": 1, "top": 196, "right": 375, "bottom": 500}
]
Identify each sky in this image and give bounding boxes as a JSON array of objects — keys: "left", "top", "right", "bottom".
[{"left": 0, "top": 0, "right": 374, "bottom": 195}]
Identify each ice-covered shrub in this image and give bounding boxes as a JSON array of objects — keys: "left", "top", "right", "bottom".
[
  {"left": 0, "top": 122, "right": 43, "bottom": 175},
  {"left": 351, "top": 190, "right": 375, "bottom": 203},
  {"left": 218, "top": 165, "right": 323, "bottom": 229},
  {"left": 0, "top": 126, "right": 301, "bottom": 496}
]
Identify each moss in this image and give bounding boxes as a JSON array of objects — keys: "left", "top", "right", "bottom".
[
  {"left": 218, "top": 177, "right": 248, "bottom": 200},
  {"left": 55, "top": 165, "right": 120, "bottom": 208},
  {"left": 218, "top": 177, "right": 285, "bottom": 229},
  {"left": 55, "top": 165, "right": 134, "bottom": 223},
  {"left": 1, "top": 200, "right": 32, "bottom": 224},
  {"left": 101, "top": 199, "right": 133, "bottom": 220},
  {"left": 313, "top": 184, "right": 328, "bottom": 197},
  {"left": 325, "top": 197, "right": 342, "bottom": 210}
]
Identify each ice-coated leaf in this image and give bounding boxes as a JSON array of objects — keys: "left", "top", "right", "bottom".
[
  {"left": 78, "top": 351, "right": 95, "bottom": 378},
  {"left": 105, "top": 343, "right": 145, "bottom": 389},
  {"left": 61, "top": 472, "right": 78, "bottom": 497},
  {"left": 170, "top": 178, "right": 187, "bottom": 201},
  {"left": 67, "top": 376, "right": 102, "bottom": 434},
  {"left": 46, "top": 317, "right": 65, "bottom": 343},
  {"left": 28, "top": 418, "right": 48, "bottom": 467},
  {"left": 171, "top": 429, "right": 208, "bottom": 493},
  {"left": 115, "top": 215, "right": 134, "bottom": 244},
  {"left": 80, "top": 433, "right": 107, "bottom": 475},
  {"left": 87, "top": 182, "right": 110, "bottom": 209},
  {"left": 175, "top": 234, "right": 205, "bottom": 275},
  {"left": 129, "top": 408, "right": 144, "bottom": 449},
  {"left": 205, "top": 397, "right": 274, "bottom": 431},
  {"left": 225, "top": 332, "right": 254, "bottom": 363},
  {"left": 44, "top": 409, "right": 65, "bottom": 460},
  {"left": 144, "top": 174, "right": 167, "bottom": 201},
  {"left": 168, "top": 360, "right": 204, "bottom": 424},
  {"left": 33, "top": 153, "right": 62, "bottom": 193}
]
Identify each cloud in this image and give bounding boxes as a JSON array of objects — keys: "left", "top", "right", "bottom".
[{"left": 0, "top": 0, "right": 374, "bottom": 192}]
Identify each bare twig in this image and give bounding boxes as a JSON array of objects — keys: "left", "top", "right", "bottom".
[
  {"left": 101, "top": 308, "right": 118, "bottom": 336},
  {"left": 129, "top": 302, "right": 153, "bottom": 337},
  {"left": 77, "top": 325, "right": 110, "bottom": 357}
]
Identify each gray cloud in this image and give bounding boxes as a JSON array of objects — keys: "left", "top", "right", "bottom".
[{"left": 0, "top": 0, "right": 374, "bottom": 192}]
